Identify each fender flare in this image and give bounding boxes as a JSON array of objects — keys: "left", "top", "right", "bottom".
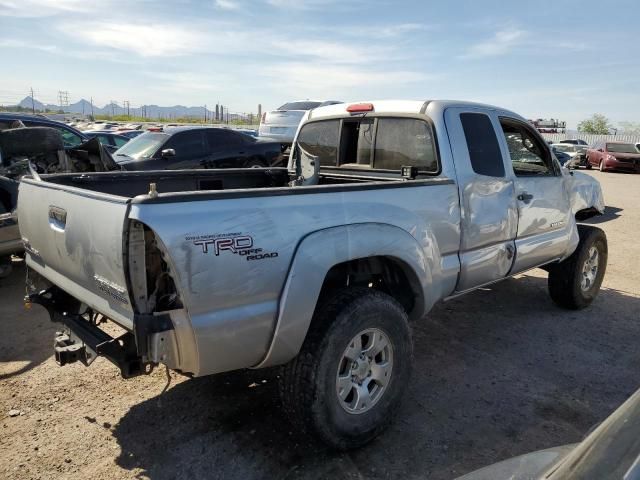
[{"left": 254, "top": 222, "right": 437, "bottom": 368}]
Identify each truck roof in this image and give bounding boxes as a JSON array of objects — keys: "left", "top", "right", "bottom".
[{"left": 308, "top": 99, "right": 524, "bottom": 120}]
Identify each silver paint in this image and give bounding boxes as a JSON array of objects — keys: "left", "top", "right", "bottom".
[{"left": 17, "top": 100, "right": 606, "bottom": 377}]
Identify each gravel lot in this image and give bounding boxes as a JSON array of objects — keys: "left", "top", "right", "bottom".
[{"left": 1, "top": 170, "right": 639, "bottom": 480}]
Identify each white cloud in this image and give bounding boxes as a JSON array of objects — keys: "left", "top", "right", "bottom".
[
  {"left": 265, "top": 0, "right": 343, "bottom": 9},
  {"left": 270, "top": 39, "right": 380, "bottom": 64},
  {"left": 0, "top": 0, "right": 104, "bottom": 17},
  {"left": 0, "top": 39, "right": 58, "bottom": 52},
  {"left": 463, "top": 27, "right": 527, "bottom": 59},
  {"left": 214, "top": 0, "right": 240, "bottom": 9},
  {"left": 146, "top": 72, "right": 226, "bottom": 93},
  {"left": 263, "top": 62, "right": 429, "bottom": 95},
  {"left": 61, "top": 22, "right": 209, "bottom": 57}
]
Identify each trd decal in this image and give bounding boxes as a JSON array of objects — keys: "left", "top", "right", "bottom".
[{"left": 186, "top": 233, "right": 278, "bottom": 261}]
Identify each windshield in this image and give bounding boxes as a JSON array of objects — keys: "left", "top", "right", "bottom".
[
  {"left": 553, "top": 144, "right": 573, "bottom": 153},
  {"left": 278, "top": 101, "right": 322, "bottom": 111},
  {"left": 113, "top": 132, "right": 168, "bottom": 160},
  {"left": 607, "top": 143, "right": 638, "bottom": 154}
]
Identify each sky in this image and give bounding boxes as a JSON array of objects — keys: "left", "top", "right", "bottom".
[{"left": 0, "top": 0, "right": 638, "bottom": 128}]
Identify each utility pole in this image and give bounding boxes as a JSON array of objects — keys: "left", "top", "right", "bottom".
[
  {"left": 57, "top": 91, "right": 69, "bottom": 112},
  {"left": 123, "top": 100, "right": 130, "bottom": 118},
  {"left": 29, "top": 87, "right": 35, "bottom": 113},
  {"left": 110, "top": 100, "right": 116, "bottom": 117}
]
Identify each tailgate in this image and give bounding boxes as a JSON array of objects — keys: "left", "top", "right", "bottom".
[{"left": 18, "top": 179, "right": 134, "bottom": 328}]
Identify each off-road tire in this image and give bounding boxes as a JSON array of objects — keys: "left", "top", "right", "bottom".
[
  {"left": 0, "top": 127, "right": 63, "bottom": 159},
  {"left": 278, "top": 288, "right": 413, "bottom": 450},
  {"left": 548, "top": 225, "right": 607, "bottom": 309}
]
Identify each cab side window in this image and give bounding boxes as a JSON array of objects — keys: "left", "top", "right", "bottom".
[
  {"left": 297, "top": 120, "right": 340, "bottom": 167},
  {"left": 460, "top": 113, "right": 505, "bottom": 177},
  {"left": 374, "top": 118, "right": 437, "bottom": 172},
  {"left": 499, "top": 119, "right": 555, "bottom": 176}
]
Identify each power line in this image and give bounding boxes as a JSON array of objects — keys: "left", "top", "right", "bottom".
[{"left": 57, "top": 90, "right": 69, "bottom": 111}]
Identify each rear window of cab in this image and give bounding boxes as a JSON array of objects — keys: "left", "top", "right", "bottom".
[{"left": 296, "top": 117, "right": 438, "bottom": 173}]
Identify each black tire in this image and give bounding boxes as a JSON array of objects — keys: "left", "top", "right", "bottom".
[
  {"left": 585, "top": 156, "right": 592, "bottom": 169},
  {"left": 599, "top": 159, "right": 606, "bottom": 172},
  {"left": 548, "top": 225, "right": 607, "bottom": 309},
  {"left": 0, "top": 127, "right": 64, "bottom": 159},
  {"left": 279, "top": 288, "right": 413, "bottom": 450},
  {"left": 0, "top": 257, "right": 12, "bottom": 279}
]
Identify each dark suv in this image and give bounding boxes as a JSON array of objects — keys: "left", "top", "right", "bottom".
[
  {"left": 112, "top": 126, "right": 283, "bottom": 171},
  {"left": 0, "top": 113, "right": 88, "bottom": 148}
]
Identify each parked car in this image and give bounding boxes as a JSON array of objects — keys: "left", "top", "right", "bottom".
[
  {"left": 20, "top": 100, "right": 606, "bottom": 450},
  {"left": 112, "top": 126, "right": 283, "bottom": 170},
  {"left": 258, "top": 100, "right": 342, "bottom": 144},
  {"left": 559, "top": 139, "right": 588, "bottom": 145},
  {"left": 0, "top": 112, "right": 88, "bottom": 148},
  {"left": 552, "top": 143, "right": 588, "bottom": 168},
  {"left": 83, "top": 131, "right": 131, "bottom": 153},
  {"left": 586, "top": 141, "right": 640, "bottom": 172},
  {"left": 457, "top": 386, "right": 640, "bottom": 479}
]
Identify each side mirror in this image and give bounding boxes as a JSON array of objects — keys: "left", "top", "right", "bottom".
[{"left": 161, "top": 148, "right": 175, "bottom": 158}]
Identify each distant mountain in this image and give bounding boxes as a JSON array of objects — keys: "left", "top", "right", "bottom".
[
  {"left": 18, "top": 96, "right": 46, "bottom": 111},
  {"left": 11, "top": 96, "right": 234, "bottom": 120}
]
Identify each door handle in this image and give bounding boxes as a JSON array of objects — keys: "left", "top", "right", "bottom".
[{"left": 517, "top": 192, "right": 534, "bottom": 203}]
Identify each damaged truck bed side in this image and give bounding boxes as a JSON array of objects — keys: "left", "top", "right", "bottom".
[{"left": 18, "top": 100, "right": 606, "bottom": 449}]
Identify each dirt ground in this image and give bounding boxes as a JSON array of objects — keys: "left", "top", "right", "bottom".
[{"left": 1, "top": 170, "right": 639, "bottom": 480}]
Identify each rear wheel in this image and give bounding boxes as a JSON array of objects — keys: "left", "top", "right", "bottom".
[
  {"left": 548, "top": 225, "right": 607, "bottom": 309},
  {"left": 279, "top": 288, "right": 413, "bottom": 450}
]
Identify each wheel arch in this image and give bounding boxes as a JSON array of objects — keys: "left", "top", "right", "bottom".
[{"left": 254, "top": 223, "right": 435, "bottom": 368}]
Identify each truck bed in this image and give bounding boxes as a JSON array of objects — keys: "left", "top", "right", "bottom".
[
  {"left": 18, "top": 168, "right": 459, "bottom": 376},
  {"left": 38, "top": 168, "right": 291, "bottom": 198}
]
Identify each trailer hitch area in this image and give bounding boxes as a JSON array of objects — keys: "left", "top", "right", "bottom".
[
  {"left": 54, "top": 331, "right": 86, "bottom": 367},
  {"left": 27, "top": 286, "right": 149, "bottom": 378}
]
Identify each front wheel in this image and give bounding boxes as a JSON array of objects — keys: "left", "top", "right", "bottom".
[
  {"left": 279, "top": 288, "right": 413, "bottom": 450},
  {"left": 599, "top": 160, "right": 606, "bottom": 172},
  {"left": 585, "top": 156, "right": 592, "bottom": 169},
  {"left": 548, "top": 225, "right": 607, "bottom": 309}
]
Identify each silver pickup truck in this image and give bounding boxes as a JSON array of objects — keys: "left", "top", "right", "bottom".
[{"left": 19, "top": 100, "right": 606, "bottom": 449}]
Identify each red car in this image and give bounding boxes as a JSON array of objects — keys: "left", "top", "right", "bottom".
[{"left": 586, "top": 141, "right": 640, "bottom": 173}]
